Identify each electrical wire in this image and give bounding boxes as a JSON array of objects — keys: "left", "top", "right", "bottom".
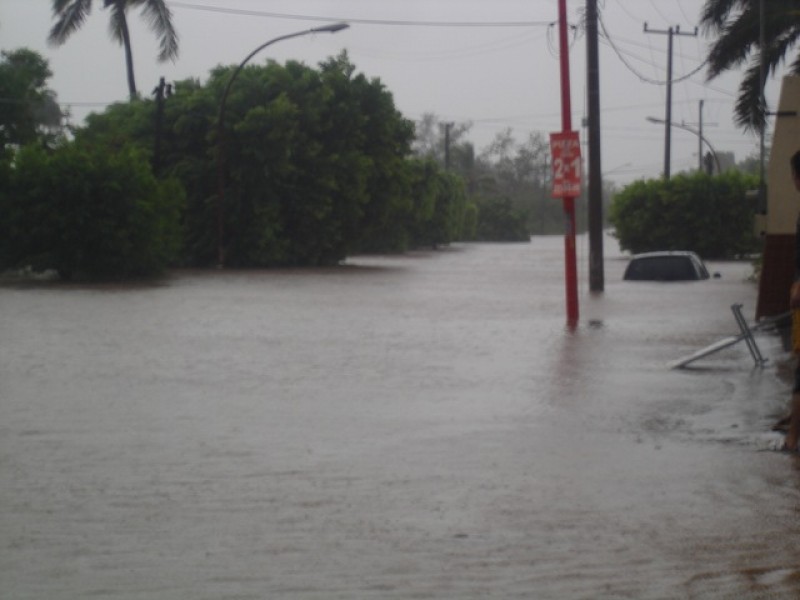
[
  {"left": 646, "top": 0, "right": 672, "bottom": 27},
  {"left": 675, "top": 0, "right": 695, "bottom": 29},
  {"left": 598, "top": 9, "right": 706, "bottom": 86},
  {"left": 168, "top": 1, "right": 554, "bottom": 28},
  {"left": 349, "top": 30, "right": 546, "bottom": 63}
]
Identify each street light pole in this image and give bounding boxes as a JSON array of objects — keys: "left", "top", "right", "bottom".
[
  {"left": 698, "top": 99, "right": 704, "bottom": 172},
  {"left": 215, "top": 22, "right": 349, "bottom": 268},
  {"left": 646, "top": 116, "right": 721, "bottom": 174}
]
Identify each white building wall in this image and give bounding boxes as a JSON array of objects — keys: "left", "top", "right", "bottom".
[{"left": 766, "top": 76, "right": 800, "bottom": 235}]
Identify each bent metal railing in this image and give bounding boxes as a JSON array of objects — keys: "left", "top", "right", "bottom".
[{"left": 670, "top": 304, "right": 771, "bottom": 369}]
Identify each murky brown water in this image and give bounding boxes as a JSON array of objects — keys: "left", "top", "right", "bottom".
[{"left": 2, "top": 235, "right": 800, "bottom": 599}]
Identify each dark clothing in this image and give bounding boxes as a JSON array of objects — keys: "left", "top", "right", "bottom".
[
  {"left": 796, "top": 214, "right": 800, "bottom": 280},
  {"left": 795, "top": 214, "right": 800, "bottom": 385}
]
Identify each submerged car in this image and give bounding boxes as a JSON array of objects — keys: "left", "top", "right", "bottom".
[{"left": 623, "top": 251, "right": 711, "bottom": 281}]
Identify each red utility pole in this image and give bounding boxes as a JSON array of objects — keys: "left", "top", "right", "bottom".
[{"left": 557, "top": 0, "right": 579, "bottom": 326}]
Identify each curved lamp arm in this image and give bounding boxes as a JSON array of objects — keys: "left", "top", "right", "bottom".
[
  {"left": 215, "top": 22, "right": 349, "bottom": 267},
  {"left": 646, "top": 116, "right": 721, "bottom": 175}
]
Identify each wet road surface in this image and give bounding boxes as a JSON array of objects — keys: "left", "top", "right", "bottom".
[{"left": 2, "top": 236, "right": 800, "bottom": 599}]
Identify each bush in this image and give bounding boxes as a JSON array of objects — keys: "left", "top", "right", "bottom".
[
  {"left": 0, "top": 143, "right": 184, "bottom": 280},
  {"left": 609, "top": 171, "right": 760, "bottom": 259},
  {"left": 475, "top": 196, "right": 530, "bottom": 242}
]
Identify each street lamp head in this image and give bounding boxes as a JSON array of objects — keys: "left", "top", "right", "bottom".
[
  {"left": 645, "top": 114, "right": 719, "bottom": 175},
  {"left": 312, "top": 22, "right": 350, "bottom": 34}
]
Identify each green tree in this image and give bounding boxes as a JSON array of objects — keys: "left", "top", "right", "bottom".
[
  {"left": 410, "top": 113, "right": 485, "bottom": 202},
  {"left": 213, "top": 56, "right": 414, "bottom": 265},
  {"left": 76, "top": 53, "right": 417, "bottom": 266},
  {"left": 401, "top": 159, "right": 470, "bottom": 248},
  {"left": 0, "top": 49, "right": 64, "bottom": 149},
  {"left": 474, "top": 197, "right": 530, "bottom": 242},
  {"left": 701, "top": 0, "right": 800, "bottom": 131},
  {"left": 412, "top": 113, "right": 473, "bottom": 166},
  {"left": 48, "top": 0, "right": 179, "bottom": 100},
  {"left": 609, "top": 171, "right": 760, "bottom": 259},
  {"left": 735, "top": 149, "right": 765, "bottom": 175},
  {"left": 0, "top": 143, "right": 183, "bottom": 280},
  {"left": 318, "top": 53, "right": 416, "bottom": 256},
  {"left": 432, "top": 171, "right": 469, "bottom": 246},
  {"left": 73, "top": 79, "right": 217, "bottom": 264},
  {"left": 475, "top": 129, "right": 557, "bottom": 237}
]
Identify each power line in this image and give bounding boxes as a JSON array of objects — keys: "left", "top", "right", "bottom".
[
  {"left": 350, "top": 30, "right": 546, "bottom": 62},
  {"left": 60, "top": 101, "right": 117, "bottom": 107},
  {"left": 644, "top": 22, "right": 699, "bottom": 180},
  {"left": 168, "top": 1, "right": 554, "bottom": 28},
  {"left": 598, "top": 10, "right": 706, "bottom": 86},
  {"left": 646, "top": 0, "right": 671, "bottom": 25},
  {"left": 0, "top": 97, "right": 113, "bottom": 108},
  {"left": 674, "top": 0, "right": 694, "bottom": 26}
]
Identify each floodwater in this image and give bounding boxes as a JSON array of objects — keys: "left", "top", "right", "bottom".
[{"left": 2, "top": 235, "right": 800, "bottom": 599}]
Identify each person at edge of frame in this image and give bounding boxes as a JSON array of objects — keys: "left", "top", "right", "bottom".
[{"left": 784, "top": 150, "right": 800, "bottom": 452}]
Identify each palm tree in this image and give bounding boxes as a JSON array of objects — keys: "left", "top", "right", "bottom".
[
  {"left": 701, "top": 0, "right": 800, "bottom": 132},
  {"left": 48, "top": 0, "right": 178, "bottom": 100}
]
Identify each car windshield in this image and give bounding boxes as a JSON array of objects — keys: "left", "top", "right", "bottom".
[{"left": 624, "top": 255, "right": 705, "bottom": 281}]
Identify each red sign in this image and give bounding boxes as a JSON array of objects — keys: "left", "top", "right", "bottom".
[{"left": 550, "top": 131, "right": 582, "bottom": 198}]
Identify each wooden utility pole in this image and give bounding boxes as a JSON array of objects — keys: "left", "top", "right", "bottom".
[
  {"left": 644, "top": 23, "right": 698, "bottom": 180},
  {"left": 443, "top": 122, "right": 454, "bottom": 172},
  {"left": 586, "top": 0, "right": 604, "bottom": 292},
  {"left": 152, "top": 77, "right": 171, "bottom": 177}
]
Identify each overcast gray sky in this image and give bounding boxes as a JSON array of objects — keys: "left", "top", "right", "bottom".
[{"left": 0, "top": 0, "right": 787, "bottom": 184}]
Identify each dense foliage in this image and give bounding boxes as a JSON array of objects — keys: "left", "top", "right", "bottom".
[
  {"left": 0, "top": 49, "right": 63, "bottom": 149},
  {"left": 3, "top": 47, "right": 627, "bottom": 279},
  {"left": 609, "top": 171, "right": 760, "bottom": 259},
  {"left": 73, "top": 53, "right": 470, "bottom": 267},
  {"left": 413, "top": 118, "right": 613, "bottom": 239},
  {"left": 0, "top": 144, "right": 184, "bottom": 280},
  {"left": 474, "top": 197, "right": 530, "bottom": 242}
]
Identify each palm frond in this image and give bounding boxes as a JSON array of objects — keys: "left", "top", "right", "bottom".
[
  {"left": 140, "top": 0, "right": 179, "bottom": 62},
  {"left": 48, "top": 0, "right": 179, "bottom": 100},
  {"left": 705, "top": 6, "right": 760, "bottom": 77},
  {"left": 700, "top": 0, "right": 750, "bottom": 32},
  {"left": 791, "top": 48, "right": 800, "bottom": 74},
  {"left": 734, "top": 62, "right": 766, "bottom": 132},
  {"left": 48, "top": 0, "right": 93, "bottom": 46},
  {"left": 702, "top": 0, "right": 800, "bottom": 132},
  {"left": 106, "top": 0, "right": 127, "bottom": 45},
  {"left": 771, "top": 28, "right": 800, "bottom": 74}
]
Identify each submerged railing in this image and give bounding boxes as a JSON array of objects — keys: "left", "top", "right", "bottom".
[{"left": 669, "top": 304, "right": 771, "bottom": 369}]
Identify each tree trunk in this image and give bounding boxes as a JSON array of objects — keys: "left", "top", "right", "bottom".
[{"left": 115, "top": 4, "right": 137, "bottom": 100}]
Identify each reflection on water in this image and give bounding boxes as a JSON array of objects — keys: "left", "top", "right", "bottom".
[{"left": 2, "top": 235, "right": 800, "bottom": 599}]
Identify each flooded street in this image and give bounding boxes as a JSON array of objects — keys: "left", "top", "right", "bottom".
[{"left": 2, "top": 235, "right": 800, "bottom": 599}]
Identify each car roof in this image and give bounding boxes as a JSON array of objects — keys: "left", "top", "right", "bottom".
[
  {"left": 629, "top": 251, "right": 702, "bottom": 260},
  {"left": 623, "top": 250, "right": 710, "bottom": 281}
]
